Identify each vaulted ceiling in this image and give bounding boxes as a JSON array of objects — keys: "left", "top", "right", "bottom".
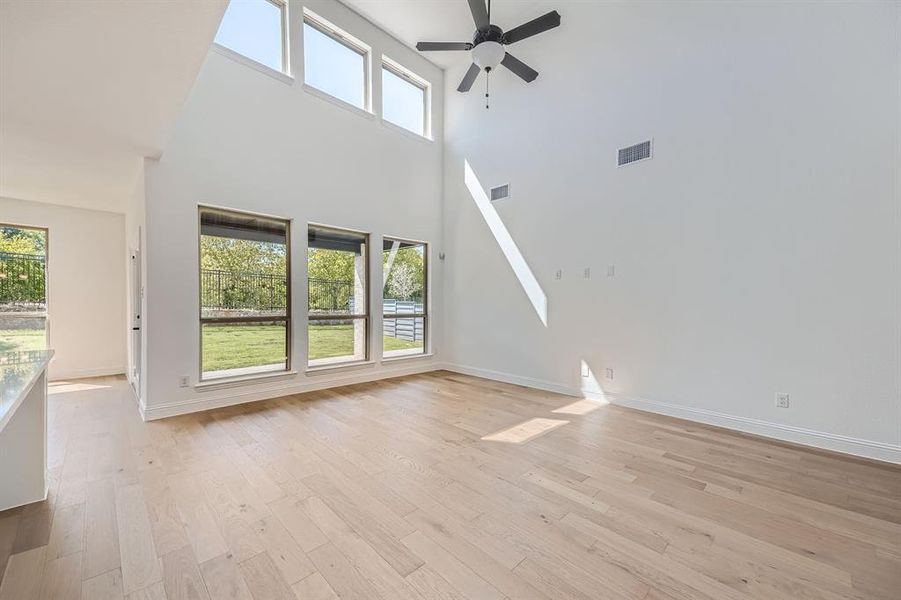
[{"left": 0, "top": 0, "right": 227, "bottom": 212}]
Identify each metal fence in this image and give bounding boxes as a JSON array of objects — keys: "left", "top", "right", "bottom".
[
  {"left": 0, "top": 252, "right": 46, "bottom": 310},
  {"left": 383, "top": 300, "right": 425, "bottom": 342},
  {"left": 309, "top": 278, "right": 355, "bottom": 313},
  {"left": 201, "top": 269, "right": 287, "bottom": 313}
]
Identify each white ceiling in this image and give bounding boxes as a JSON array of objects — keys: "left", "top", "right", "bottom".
[
  {"left": 343, "top": 0, "right": 554, "bottom": 69},
  {"left": 0, "top": 0, "right": 227, "bottom": 213}
]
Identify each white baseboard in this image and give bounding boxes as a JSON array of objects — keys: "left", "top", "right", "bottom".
[
  {"left": 441, "top": 363, "right": 581, "bottom": 397},
  {"left": 606, "top": 392, "right": 901, "bottom": 465},
  {"left": 50, "top": 366, "right": 126, "bottom": 381},
  {"left": 441, "top": 363, "right": 901, "bottom": 465},
  {"left": 141, "top": 359, "right": 443, "bottom": 421}
]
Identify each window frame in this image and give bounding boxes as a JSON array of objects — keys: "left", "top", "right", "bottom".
[
  {"left": 381, "top": 236, "right": 428, "bottom": 358},
  {"left": 302, "top": 8, "right": 372, "bottom": 112},
  {"left": 197, "top": 206, "right": 292, "bottom": 382},
  {"left": 213, "top": 0, "right": 290, "bottom": 76},
  {"left": 0, "top": 222, "right": 50, "bottom": 353},
  {"left": 381, "top": 56, "right": 431, "bottom": 139},
  {"left": 306, "top": 223, "right": 371, "bottom": 368}
]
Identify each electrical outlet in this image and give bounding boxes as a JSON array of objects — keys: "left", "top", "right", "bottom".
[
  {"left": 607, "top": 265, "right": 615, "bottom": 277},
  {"left": 583, "top": 267, "right": 591, "bottom": 279},
  {"left": 555, "top": 269, "right": 562, "bottom": 280},
  {"left": 775, "top": 393, "right": 790, "bottom": 408},
  {"left": 179, "top": 376, "right": 190, "bottom": 388},
  {"left": 605, "top": 368, "right": 614, "bottom": 380}
]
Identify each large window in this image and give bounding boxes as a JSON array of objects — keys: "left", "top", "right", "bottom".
[
  {"left": 0, "top": 225, "right": 48, "bottom": 354},
  {"left": 199, "top": 207, "right": 290, "bottom": 381},
  {"left": 214, "top": 0, "right": 288, "bottom": 73},
  {"left": 303, "top": 10, "right": 369, "bottom": 110},
  {"left": 382, "top": 58, "right": 429, "bottom": 137},
  {"left": 307, "top": 225, "right": 369, "bottom": 367},
  {"left": 382, "top": 238, "right": 427, "bottom": 357}
]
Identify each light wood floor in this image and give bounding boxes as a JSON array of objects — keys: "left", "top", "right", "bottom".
[{"left": 1, "top": 371, "right": 899, "bottom": 600}]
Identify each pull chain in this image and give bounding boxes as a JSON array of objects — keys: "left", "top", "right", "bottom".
[{"left": 485, "top": 68, "right": 490, "bottom": 109}]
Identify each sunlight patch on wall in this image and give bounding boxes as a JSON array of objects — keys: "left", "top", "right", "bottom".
[
  {"left": 464, "top": 160, "right": 548, "bottom": 326},
  {"left": 579, "top": 360, "right": 607, "bottom": 402},
  {"left": 482, "top": 417, "right": 568, "bottom": 444}
]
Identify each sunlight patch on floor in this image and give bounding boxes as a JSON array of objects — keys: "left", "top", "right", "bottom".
[
  {"left": 552, "top": 398, "right": 608, "bottom": 416},
  {"left": 48, "top": 381, "right": 111, "bottom": 394},
  {"left": 482, "top": 417, "right": 569, "bottom": 444}
]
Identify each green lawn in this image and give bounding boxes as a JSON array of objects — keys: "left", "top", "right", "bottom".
[
  {"left": 202, "top": 323, "right": 421, "bottom": 372},
  {"left": 0, "top": 329, "right": 46, "bottom": 353}
]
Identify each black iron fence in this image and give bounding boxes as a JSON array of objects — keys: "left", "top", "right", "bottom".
[
  {"left": 201, "top": 269, "right": 287, "bottom": 313},
  {"left": 200, "top": 270, "right": 358, "bottom": 314},
  {"left": 0, "top": 252, "right": 46, "bottom": 310}
]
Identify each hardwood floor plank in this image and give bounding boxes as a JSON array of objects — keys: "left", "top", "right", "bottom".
[
  {"left": 117, "top": 484, "right": 163, "bottom": 594},
  {"left": 236, "top": 551, "right": 295, "bottom": 600},
  {"left": 162, "top": 546, "right": 210, "bottom": 600},
  {"left": 82, "top": 568, "right": 125, "bottom": 600},
  {"left": 0, "top": 545, "right": 45, "bottom": 600},
  {"left": 199, "top": 552, "right": 253, "bottom": 600},
  {"left": 26, "top": 373, "right": 901, "bottom": 600},
  {"left": 84, "top": 477, "right": 121, "bottom": 579}
]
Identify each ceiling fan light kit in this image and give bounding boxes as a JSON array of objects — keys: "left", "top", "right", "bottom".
[{"left": 415, "top": 0, "right": 561, "bottom": 108}]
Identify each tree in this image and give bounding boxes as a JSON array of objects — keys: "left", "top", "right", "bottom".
[
  {"left": 383, "top": 246, "right": 424, "bottom": 300},
  {"left": 307, "top": 249, "right": 354, "bottom": 281},
  {"left": 200, "top": 236, "right": 286, "bottom": 274},
  {"left": 0, "top": 227, "right": 45, "bottom": 255}
]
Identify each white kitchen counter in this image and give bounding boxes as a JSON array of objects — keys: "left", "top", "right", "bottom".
[{"left": 0, "top": 349, "right": 53, "bottom": 511}]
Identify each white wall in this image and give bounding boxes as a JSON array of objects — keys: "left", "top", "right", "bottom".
[
  {"left": 0, "top": 196, "right": 126, "bottom": 379},
  {"left": 443, "top": 1, "right": 901, "bottom": 461},
  {"left": 141, "top": 0, "right": 445, "bottom": 416}
]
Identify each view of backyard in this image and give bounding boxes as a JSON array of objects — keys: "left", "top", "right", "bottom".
[{"left": 201, "top": 323, "right": 421, "bottom": 371}]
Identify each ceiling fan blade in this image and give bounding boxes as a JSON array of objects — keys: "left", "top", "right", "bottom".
[
  {"left": 467, "top": 0, "right": 490, "bottom": 30},
  {"left": 416, "top": 41, "right": 473, "bottom": 51},
  {"left": 501, "top": 53, "right": 538, "bottom": 82},
  {"left": 501, "top": 10, "right": 561, "bottom": 44},
  {"left": 457, "top": 63, "right": 481, "bottom": 92}
]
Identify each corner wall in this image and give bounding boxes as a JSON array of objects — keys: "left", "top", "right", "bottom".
[
  {"left": 442, "top": 1, "right": 901, "bottom": 462},
  {"left": 141, "top": 0, "right": 445, "bottom": 416},
  {"left": 1, "top": 196, "right": 127, "bottom": 379}
]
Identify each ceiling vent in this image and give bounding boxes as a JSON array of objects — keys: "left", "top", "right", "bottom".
[
  {"left": 617, "top": 140, "right": 652, "bottom": 167},
  {"left": 490, "top": 183, "right": 510, "bottom": 201}
]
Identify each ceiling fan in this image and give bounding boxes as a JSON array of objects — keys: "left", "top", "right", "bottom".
[{"left": 416, "top": 0, "right": 561, "bottom": 107}]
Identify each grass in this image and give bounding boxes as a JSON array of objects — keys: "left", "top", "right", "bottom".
[
  {"left": 0, "top": 329, "right": 46, "bottom": 353},
  {"left": 202, "top": 323, "right": 421, "bottom": 372}
]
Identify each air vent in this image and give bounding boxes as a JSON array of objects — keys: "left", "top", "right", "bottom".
[
  {"left": 490, "top": 183, "right": 510, "bottom": 201},
  {"left": 617, "top": 140, "right": 652, "bottom": 166}
]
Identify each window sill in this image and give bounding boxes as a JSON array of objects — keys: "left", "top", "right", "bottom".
[
  {"left": 306, "top": 359, "right": 375, "bottom": 375},
  {"left": 381, "top": 119, "right": 433, "bottom": 144},
  {"left": 195, "top": 369, "right": 298, "bottom": 391},
  {"left": 212, "top": 44, "right": 294, "bottom": 85},
  {"left": 381, "top": 352, "right": 434, "bottom": 364},
  {"left": 302, "top": 83, "right": 374, "bottom": 120}
]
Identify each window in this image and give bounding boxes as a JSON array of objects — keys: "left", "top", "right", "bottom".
[
  {"left": 307, "top": 225, "right": 369, "bottom": 367},
  {"left": 382, "top": 58, "right": 429, "bottom": 137},
  {"left": 0, "top": 225, "right": 48, "bottom": 354},
  {"left": 215, "top": 0, "right": 288, "bottom": 73},
  {"left": 199, "top": 207, "right": 290, "bottom": 380},
  {"left": 382, "top": 238, "right": 427, "bottom": 357},
  {"left": 303, "top": 10, "right": 369, "bottom": 110}
]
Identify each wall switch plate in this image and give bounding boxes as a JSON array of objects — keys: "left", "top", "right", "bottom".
[
  {"left": 583, "top": 267, "right": 591, "bottom": 279},
  {"left": 179, "top": 376, "right": 190, "bottom": 388},
  {"left": 605, "top": 368, "right": 614, "bottom": 380},
  {"left": 776, "top": 393, "right": 790, "bottom": 408},
  {"left": 555, "top": 270, "right": 562, "bottom": 280},
  {"left": 607, "top": 265, "right": 615, "bottom": 277}
]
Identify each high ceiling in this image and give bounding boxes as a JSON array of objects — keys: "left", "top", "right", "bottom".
[
  {"left": 343, "top": 0, "right": 553, "bottom": 69},
  {"left": 0, "top": 0, "right": 227, "bottom": 213}
]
